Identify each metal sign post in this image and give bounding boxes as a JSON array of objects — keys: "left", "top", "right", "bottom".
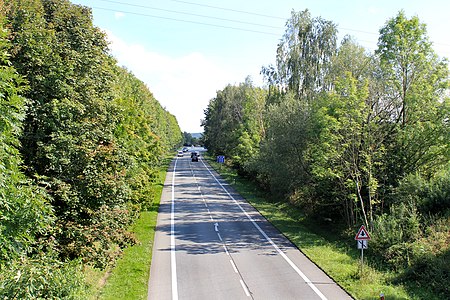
[{"left": 355, "top": 225, "right": 371, "bottom": 273}]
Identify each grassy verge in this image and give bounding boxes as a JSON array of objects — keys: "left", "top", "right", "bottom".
[
  {"left": 98, "top": 209, "right": 158, "bottom": 300},
  {"left": 207, "top": 157, "right": 416, "bottom": 300},
  {"left": 86, "top": 155, "right": 172, "bottom": 300}
]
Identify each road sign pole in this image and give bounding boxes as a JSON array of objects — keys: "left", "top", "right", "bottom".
[
  {"left": 355, "top": 225, "right": 370, "bottom": 275},
  {"left": 360, "top": 247, "right": 364, "bottom": 273}
]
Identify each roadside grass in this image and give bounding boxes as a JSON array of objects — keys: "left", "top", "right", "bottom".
[
  {"left": 85, "top": 155, "right": 172, "bottom": 299},
  {"left": 206, "top": 158, "right": 415, "bottom": 300}
]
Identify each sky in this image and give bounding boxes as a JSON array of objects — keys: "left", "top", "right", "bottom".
[{"left": 70, "top": 0, "right": 450, "bottom": 133}]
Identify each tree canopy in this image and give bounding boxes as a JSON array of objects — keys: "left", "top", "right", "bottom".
[{"left": 0, "top": 0, "right": 182, "bottom": 297}]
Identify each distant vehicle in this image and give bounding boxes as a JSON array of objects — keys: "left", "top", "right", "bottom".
[
  {"left": 191, "top": 151, "right": 199, "bottom": 162},
  {"left": 177, "top": 151, "right": 183, "bottom": 157},
  {"left": 182, "top": 147, "right": 189, "bottom": 152}
]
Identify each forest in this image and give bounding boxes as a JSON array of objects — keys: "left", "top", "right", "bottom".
[
  {"left": 0, "top": 0, "right": 182, "bottom": 297},
  {"left": 202, "top": 10, "right": 449, "bottom": 297}
]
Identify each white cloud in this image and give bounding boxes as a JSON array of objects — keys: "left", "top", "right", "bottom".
[{"left": 104, "top": 30, "right": 244, "bottom": 133}]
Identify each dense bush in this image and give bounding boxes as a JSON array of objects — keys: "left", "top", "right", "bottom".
[
  {"left": 402, "top": 249, "right": 450, "bottom": 297},
  {"left": 371, "top": 202, "right": 422, "bottom": 268},
  {"left": 393, "top": 170, "right": 450, "bottom": 214},
  {"left": 371, "top": 171, "right": 450, "bottom": 273},
  {"left": 371, "top": 201, "right": 449, "bottom": 293},
  {"left": 398, "top": 215, "right": 450, "bottom": 297},
  {"left": 0, "top": 255, "right": 87, "bottom": 299},
  {"left": 57, "top": 205, "right": 139, "bottom": 268}
]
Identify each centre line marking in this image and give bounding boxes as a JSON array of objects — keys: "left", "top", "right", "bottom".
[
  {"left": 223, "top": 244, "right": 229, "bottom": 255},
  {"left": 201, "top": 159, "right": 328, "bottom": 300},
  {"left": 240, "top": 280, "right": 251, "bottom": 297},
  {"left": 230, "top": 260, "right": 238, "bottom": 273}
]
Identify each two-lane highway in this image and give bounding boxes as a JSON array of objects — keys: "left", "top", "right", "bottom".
[{"left": 148, "top": 151, "right": 352, "bottom": 299}]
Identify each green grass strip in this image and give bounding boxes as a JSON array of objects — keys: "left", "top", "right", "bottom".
[{"left": 99, "top": 210, "right": 157, "bottom": 300}]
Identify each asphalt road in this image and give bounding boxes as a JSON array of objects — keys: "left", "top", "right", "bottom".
[{"left": 148, "top": 151, "right": 352, "bottom": 300}]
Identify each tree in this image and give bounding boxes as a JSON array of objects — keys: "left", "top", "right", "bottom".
[
  {"left": 4, "top": 0, "right": 182, "bottom": 268},
  {"left": 376, "top": 11, "right": 450, "bottom": 182},
  {"left": 309, "top": 72, "right": 380, "bottom": 227},
  {"left": 256, "top": 92, "right": 312, "bottom": 197},
  {"left": 111, "top": 67, "right": 183, "bottom": 209},
  {"left": 0, "top": 13, "right": 53, "bottom": 263},
  {"left": 262, "top": 9, "right": 337, "bottom": 100},
  {"left": 202, "top": 78, "right": 266, "bottom": 171},
  {"left": 182, "top": 131, "right": 200, "bottom": 146}
]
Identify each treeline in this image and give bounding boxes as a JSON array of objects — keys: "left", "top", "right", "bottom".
[
  {"left": 203, "top": 10, "right": 449, "bottom": 296},
  {"left": 0, "top": 0, "right": 181, "bottom": 298}
]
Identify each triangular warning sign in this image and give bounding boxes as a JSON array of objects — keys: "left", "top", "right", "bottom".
[{"left": 355, "top": 225, "right": 371, "bottom": 240}]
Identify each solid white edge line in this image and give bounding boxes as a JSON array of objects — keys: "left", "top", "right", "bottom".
[
  {"left": 201, "top": 159, "right": 328, "bottom": 300},
  {"left": 171, "top": 158, "right": 179, "bottom": 300}
]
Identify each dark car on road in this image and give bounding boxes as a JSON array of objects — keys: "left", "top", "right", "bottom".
[{"left": 191, "top": 151, "right": 199, "bottom": 162}]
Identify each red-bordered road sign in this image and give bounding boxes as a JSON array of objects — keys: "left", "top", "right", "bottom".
[{"left": 355, "top": 225, "right": 371, "bottom": 240}]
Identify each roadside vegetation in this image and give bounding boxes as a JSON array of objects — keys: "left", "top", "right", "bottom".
[
  {"left": 91, "top": 158, "right": 170, "bottom": 300},
  {"left": 0, "top": 0, "right": 182, "bottom": 298},
  {"left": 208, "top": 157, "right": 446, "bottom": 299},
  {"left": 203, "top": 10, "right": 449, "bottom": 300}
]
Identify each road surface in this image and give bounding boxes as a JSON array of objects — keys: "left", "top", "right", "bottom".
[{"left": 148, "top": 151, "right": 352, "bottom": 300}]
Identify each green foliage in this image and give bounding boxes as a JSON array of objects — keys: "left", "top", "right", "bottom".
[
  {"left": 0, "top": 12, "right": 54, "bottom": 263},
  {"left": 204, "top": 10, "right": 449, "bottom": 298},
  {"left": 57, "top": 205, "right": 138, "bottom": 269},
  {"left": 369, "top": 172, "right": 450, "bottom": 296},
  {"left": 401, "top": 216, "right": 450, "bottom": 298},
  {"left": 0, "top": 255, "right": 87, "bottom": 299},
  {"left": 376, "top": 11, "right": 450, "bottom": 181},
  {"left": 262, "top": 9, "right": 337, "bottom": 100},
  {"left": 255, "top": 92, "right": 312, "bottom": 197},
  {"left": 372, "top": 206, "right": 449, "bottom": 296},
  {"left": 393, "top": 169, "right": 450, "bottom": 214},
  {"left": 112, "top": 67, "right": 182, "bottom": 209},
  {"left": 371, "top": 202, "right": 421, "bottom": 268},
  {"left": 403, "top": 250, "right": 450, "bottom": 298},
  {"left": 203, "top": 77, "right": 266, "bottom": 172},
  {"left": 182, "top": 131, "right": 201, "bottom": 146},
  {"left": 0, "top": 172, "right": 53, "bottom": 262},
  {"left": 1, "top": 0, "right": 182, "bottom": 296}
]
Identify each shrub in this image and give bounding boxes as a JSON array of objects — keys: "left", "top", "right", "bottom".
[
  {"left": 371, "top": 202, "right": 421, "bottom": 269},
  {"left": 57, "top": 205, "right": 139, "bottom": 268},
  {"left": 394, "top": 170, "right": 450, "bottom": 214},
  {"left": 399, "top": 214, "right": 450, "bottom": 296},
  {"left": 402, "top": 250, "right": 450, "bottom": 298},
  {"left": 0, "top": 255, "right": 87, "bottom": 299}
]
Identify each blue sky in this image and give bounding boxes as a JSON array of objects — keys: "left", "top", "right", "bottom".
[{"left": 71, "top": 0, "right": 450, "bottom": 133}]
